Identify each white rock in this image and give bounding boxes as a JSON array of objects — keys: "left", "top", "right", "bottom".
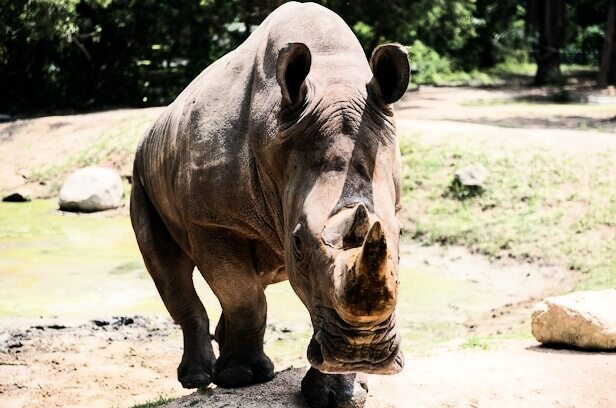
[
  {"left": 531, "top": 290, "right": 616, "bottom": 350},
  {"left": 58, "top": 166, "right": 123, "bottom": 212},
  {"left": 454, "top": 164, "right": 489, "bottom": 187}
]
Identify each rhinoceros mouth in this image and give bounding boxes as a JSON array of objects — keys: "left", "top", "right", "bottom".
[{"left": 307, "top": 308, "right": 404, "bottom": 374}]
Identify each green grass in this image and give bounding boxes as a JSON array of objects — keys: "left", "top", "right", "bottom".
[
  {"left": 413, "top": 62, "right": 598, "bottom": 87},
  {"left": 130, "top": 395, "right": 176, "bottom": 408},
  {"left": 459, "top": 331, "right": 534, "bottom": 351},
  {"left": 459, "top": 336, "right": 490, "bottom": 350},
  {"left": 416, "top": 69, "right": 496, "bottom": 87},
  {"left": 487, "top": 62, "right": 597, "bottom": 78},
  {"left": 400, "top": 135, "right": 616, "bottom": 290}
]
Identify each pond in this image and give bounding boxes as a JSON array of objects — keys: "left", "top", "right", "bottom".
[{"left": 0, "top": 200, "right": 503, "bottom": 354}]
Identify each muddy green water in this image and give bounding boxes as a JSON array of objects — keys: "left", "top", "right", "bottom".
[{"left": 0, "top": 200, "right": 484, "bottom": 352}]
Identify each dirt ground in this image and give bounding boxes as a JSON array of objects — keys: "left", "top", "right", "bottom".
[
  {"left": 0, "top": 243, "right": 606, "bottom": 408},
  {"left": 165, "top": 345, "right": 616, "bottom": 408},
  {"left": 1, "top": 86, "right": 615, "bottom": 407},
  {"left": 6, "top": 318, "right": 612, "bottom": 408}
]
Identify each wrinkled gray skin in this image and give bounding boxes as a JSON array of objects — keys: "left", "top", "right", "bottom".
[{"left": 130, "top": 3, "right": 409, "bottom": 407}]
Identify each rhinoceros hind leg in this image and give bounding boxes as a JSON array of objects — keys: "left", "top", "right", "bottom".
[
  {"left": 130, "top": 175, "right": 215, "bottom": 389},
  {"left": 192, "top": 232, "right": 275, "bottom": 388},
  {"left": 301, "top": 367, "right": 368, "bottom": 408}
]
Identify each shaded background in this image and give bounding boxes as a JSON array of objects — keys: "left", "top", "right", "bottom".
[{"left": 1, "top": 0, "right": 615, "bottom": 115}]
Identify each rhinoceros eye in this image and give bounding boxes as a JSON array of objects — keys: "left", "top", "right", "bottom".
[
  {"left": 292, "top": 223, "right": 306, "bottom": 264},
  {"left": 294, "top": 235, "right": 303, "bottom": 255}
]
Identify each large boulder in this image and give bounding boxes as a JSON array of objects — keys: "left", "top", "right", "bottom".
[
  {"left": 531, "top": 289, "right": 616, "bottom": 350},
  {"left": 58, "top": 166, "right": 123, "bottom": 212}
]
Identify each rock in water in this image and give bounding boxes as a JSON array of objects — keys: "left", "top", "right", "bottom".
[
  {"left": 58, "top": 166, "right": 123, "bottom": 212},
  {"left": 531, "top": 290, "right": 616, "bottom": 350}
]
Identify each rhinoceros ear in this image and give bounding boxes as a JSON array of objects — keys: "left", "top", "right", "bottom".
[
  {"left": 369, "top": 44, "right": 410, "bottom": 104},
  {"left": 276, "top": 43, "right": 312, "bottom": 105}
]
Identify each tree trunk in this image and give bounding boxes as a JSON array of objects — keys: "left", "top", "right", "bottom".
[
  {"left": 527, "top": 0, "right": 566, "bottom": 85},
  {"left": 535, "top": 45, "right": 562, "bottom": 85},
  {"left": 599, "top": 2, "right": 616, "bottom": 87}
]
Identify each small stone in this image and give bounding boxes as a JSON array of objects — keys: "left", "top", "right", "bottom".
[
  {"left": 2, "top": 191, "right": 32, "bottom": 202},
  {"left": 454, "top": 164, "right": 489, "bottom": 187},
  {"left": 531, "top": 289, "right": 616, "bottom": 350},
  {"left": 92, "top": 320, "right": 110, "bottom": 327}
]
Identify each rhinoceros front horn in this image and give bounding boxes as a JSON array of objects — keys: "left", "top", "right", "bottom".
[{"left": 334, "top": 221, "right": 397, "bottom": 325}]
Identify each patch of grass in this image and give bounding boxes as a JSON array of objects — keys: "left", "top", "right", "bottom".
[
  {"left": 131, "top": 395, "right": 176, "bottom": 408},
  {"left": 29, "top": 116, "right": 151, "bottom": 192},
  {"left": 400, "top": 135, "right": 616, "bottom": 290},
  {"left": 487, "top": 62, "right": 597, "bottom": 78},
  {"left": 460, "top": 336, "right": 491, "bottom": 350},
  {"left": 459, "top": 332, "right": 534, "bottom": 350},
  {"left": 424, "top": 70, "right": 496, "bottom": 87}
]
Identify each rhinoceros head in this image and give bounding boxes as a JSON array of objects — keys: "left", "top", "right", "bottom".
[{"left": 271, "top": 42, "right": 409, "bottom": 374}]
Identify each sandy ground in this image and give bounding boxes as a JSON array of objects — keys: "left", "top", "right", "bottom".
[
  {"left": 2, "top": 314, "right": 615, "bottom": 408},
  {"left": 166, "top": 345, "right": 616, "bottom": 408},
  {"left": 1, "top": 87, "right": 615, "bottom": 407}
]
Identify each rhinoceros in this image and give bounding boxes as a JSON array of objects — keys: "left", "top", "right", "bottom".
[{"left": 130, "top": 2, "right": 409, "bottom": 407}]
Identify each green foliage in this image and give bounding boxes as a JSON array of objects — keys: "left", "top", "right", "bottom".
[
  {"left": 564, "top": 24, "right": 604, "bottom": 65},
  {"left": 413, "top": 0, "right": 479, "bottom": 52},
  {"left": 1, "top": 0, "right": 242, "bottom": 113},
  {"left": 409, "top": 40, "right": 454, "bottom": 84},
  {"left": 0, "top": 0, "right": 610, "bottom": 114},
  {"left": 409, "top": 40, "right": 494, "bottom": 86}
]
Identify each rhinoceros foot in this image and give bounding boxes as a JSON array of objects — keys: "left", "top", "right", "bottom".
[
  {"left": 213, "top": 352, "right": 275, "bottom": 388},
  {"left": 301, "top": 367, "right": 368, "bottom": 408},
  {"left": 176, "top": 328, "right": 215, "bottom": 388},
  {"left": 177, "top": 351, "right": 214, "bottom": 389}
]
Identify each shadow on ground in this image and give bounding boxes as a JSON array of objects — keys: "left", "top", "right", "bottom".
[
  {"left": 527, "top": 344, "right": 616, "bottom": 355},
  {"left": 165, "top": 367, "right": 309, "bottom": 408}
]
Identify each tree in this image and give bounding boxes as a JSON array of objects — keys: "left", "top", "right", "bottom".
[
  {"left": 527, "top": 0, "right": 567, "bottom": 84},
  {"left": 598, "top": 1, "right": 616, "bottom": 87}
]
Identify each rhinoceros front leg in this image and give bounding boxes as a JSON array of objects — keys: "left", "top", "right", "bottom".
[
  {"left": 192, "top": 230, "right": 275, "bottom": 388},
  {"left": 301, "top": 368, "right": 368, "bottom": 408},
  {"left": 130, "top": 176, "right": 215, "bottom": 389}
]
